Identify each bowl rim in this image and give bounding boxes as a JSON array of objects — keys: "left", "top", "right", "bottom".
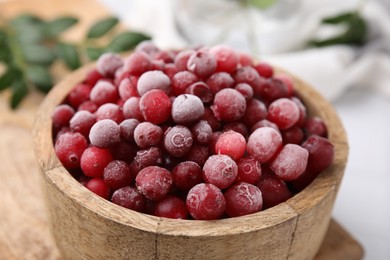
[{"left": 32, "top": 62, "right": 348, "bottom": 237}]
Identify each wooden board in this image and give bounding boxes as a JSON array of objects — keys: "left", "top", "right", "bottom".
[{"left": 0, "top": 0, "right": 364, "bottom": 259}]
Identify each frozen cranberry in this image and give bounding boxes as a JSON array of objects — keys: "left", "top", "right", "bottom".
[
  {"left": 184, "top": 81, "right": 213, "bottom": 103},
  {"left": 171, "top": 94, "right": 204, "bottom": 124},
  {"left": 85, "top": 178, "right": 110, "bottom": 199},
  {"left": 254, "top": 62, "right": 274, "bottom": 78},
  {"left": 206, "top": 72, "right": 235, "bottom": 94},
  {"left": 191, "top": 120, "right": 212, "bottom": 144},
  {"left": 172, "top": 161, "right": 203, "bottom": 191},
  {"left": 270, "top": 144, "right": 308, "bottom": 181},
  {"left": 211, "top": 88, "right": 246, "bottom": 122},
  {"left": 124, "top": 51, "right": 152, "bottom": 76},
  {"left": 135, "top": 40, "right": 159, "bottom": 55},
  {"left": 55, "top": 132, "right": 87, "bottom": 169},
  {"left": 203, "top": 154, "right": 238, "bottom": 189},
  {"left": 222, "top": 122, "right": 248, "bottom": 137},
  {"left": 235, "top": 83, "right": 254, "bottom": 100},
  {"left": 209, "top": 44, "right": 239, "bottom": 73},
  {"left": 174, "top": 49, "right": 196, "bottom": 71},
  {"left": 267, "top": 98, "right": 300, "bottom": 130},
  {"left": 236, "top": 156, "right": 262, "bottom": 184},
  {"left": 119, "top": 118, "right": 140, "bottom": 142},
  {"left": 171, "top": 71, "right": 198, "bottom": 96},
  {"left": 137, "top": 70, "right": 171, "bottom": 96},
  {"left": 111, "top": 186, "right": 146, "bottom": 212},
  {"left": 247, "top": 127, "right": 283, "bottom": 163},
  {"left": 134, "top": 122, "right": 163, "bottom": 148},
  {"left": 257, "top": 174, "right": 292, "bottom": 209},
  {"left": 130, "top": 147, "right": 163, "bottom": 174},
  {"left": 81, "top": 146, "right": 113, "bottom": 178},
  {"left": 163, "top": 63, "right": 179, "bottom": 79},
  {"left": 135, "top": 166, "right": 173, "bottom": 200},
  {"left": 109, "top": 142, "right": 136, "bottom": 163},
  {"left": 215, "top": 130, "right": 246, "bottom": 161},
  {"left": 186, "top": 183, "right": 225, "bottom": 220},
  {"left": 69, "top": 110, "right": 96, "bottom": 137},
  {"left": 290, "top": 97, "right": 307, "bottom": 127},
  {"left": 183, "top": 144, "right": 209, "bottom": 167},
  {"left": 123, "top": 97, "right": 143, "bottom": 121},
  {"left": 154, "top": 50, "right": 175, "bottom": 63},
  {"left": 234, "top": 66, "right": 261, "bottom": 90},
  {"left": 255, "top": 78, "right": 289, "bottom": 102},
  {"left": 96, "top": 53, "right": 123, "bottom": 78},
  {"left": 274, "top": 74, "right": 294, "bottom": 96},
  {"left": 250, "top": 119, "right": 279, "bottom": 133},
  {"left": 90, "top": 81, "right": 118, "bottom": 106},
  {"left": 187, "top": 51, "right": 217, "bottom": 79},
  {"left": 304, "top": 117, "right": 328, "bottom": 137},
  {"left": 238, "top": 52, "right": 253, "bottom": 66},
  {"left": 89, "top": 119, "right": 120, "bottom": 148},
  {"left": 164, "top": 125, "right": 193, "bottom": 157},
  {"left": 154, "top": 195, "right": 189, "bottom": 219},
  {"left": 103, "top": 160, "right": 133, "bottom": 189},
  {"left": 224, "top": 182, "right": 263, "bottom": 217},
  {"left": 78, "top": 101, "right": 98, "bottom": 113},
  {"left": 67, "top": 84, "right": 93, "bottom": 109},
  {"left": 150, "top": 60, "right": 165, "bottom": 71},
  {"left": 301, "top": 135, "right": 334, "bottom": 175},
  {"left": 242, "top": 99, "right": 268, "bottom": 128},
  {"left": 118, "top": 78, "right": 138, "bottom": 100},
  {"left": 52, "top": 104, "right": 75, "bottom": 130},
  {"left": 95, "top": 103, "right": 124, "bottom": 124},
  {"left": 201, "top": 107, "right": 221, "bottom": 131},
  {"left": 139, "top": 89, "right": 171, "bottom": 124},
  {"left": 282, "top": 126, "right": 304, "bottom": 145},
  {"left": 84, "top": 69, "right": 104, "bottom": 86}
]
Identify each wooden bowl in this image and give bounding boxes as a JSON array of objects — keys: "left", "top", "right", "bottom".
[{"left": 33, "top": 63, "right": 348, "bottom": 260}]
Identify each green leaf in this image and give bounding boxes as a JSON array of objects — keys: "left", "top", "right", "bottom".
[
  {"left": 57, "top": 42, "right": 81, "bottom": 70},
  {"left": 0, "top": 29, "right": 9, "bottom": 61},
  {"left": 21, "top": 44, "right": 56, "bottom": 65},
  {"left": 10, "top": 78, "right": 28, "bottom": 109},
  {"left": 26, "top": 65, "right": 53, "bottom": 93},
  {"left": 86, "top": 46, "right": 105, "bottom": 61},
  {"left": 10, "top": 14, "right": 43, "bottom": 28},
  {"left": 15, "top": 23, "right": 45, "bottom": 43},
  {"left": 248, "top": 0, "right": 277, "bottom": 9},
  {"left": 106, "top": 31, "right": 150, "bottom": 53},
  {"left": 0, "top": 67, "right": 20, "bottom": 91},
  {"left": 87, "top": 17, "right": 119, "bottom": 38},
  {"left": 322, "top": 12, "right": 354, "bottom": 24},
  {"left": 45, "top": 16, "right": 78, "bottom": 38}
]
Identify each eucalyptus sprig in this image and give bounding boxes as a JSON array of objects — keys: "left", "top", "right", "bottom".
[{"left": 0, "top": 14, "right": 150, "bottom": 109}]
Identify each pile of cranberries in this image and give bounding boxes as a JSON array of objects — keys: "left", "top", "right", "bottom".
[{"left": 52, "top": 42, "right": 334, "bottom": 220}]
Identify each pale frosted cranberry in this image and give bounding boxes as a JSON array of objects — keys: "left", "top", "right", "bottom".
[
  {"left": 164, "top": 125, "right": 193, "bottom": 157},
  {"left": 222, "top": 122, "right": 248, "bottom": 137},
  {"left": 139, "top": 89, "right": 171, "bottom": 124},
  {"left": 95, "top": 103, "right": 124, "bottom": 124},
  {"left": 209, "top": 44, "right": 239, "bottom": 73},
  {"left": 171, "top": 94, "right": 204, "bottom": 124},
  {"left": 186, "top": 183, "right": 225, "bottom": 220},
  {"left": 67, "top": 84, "right": 93, "bottom": 109},
  {"left": 171, "top": 71, "right": 198, "bottom": 96},
  {"left": 201, "top": 108, "right": 221, "bottom": 131},
  {"left": 123, "top": 97, "right": 143, "bottom": 121},
  {"left": 184, "top": 144, "right": 209, "bottom": 167},
  {"left": 270, "top": 144, "right": 308, "bottom": 181},
  {"left": 110, "top": 142, "right": 136, "bottom": 163},
  {"left": 238, "top": 52, "right": 253, "bottom": 66},
  {"left": 135, "top": 40, "right": 159, "bottom": 55},
  {"left": 111, "top": 186, "right": 146, "bottom": 212},
  {"left": 274, "top": 74, "right": 294, "bottom": 96},
  {"left": 81, "top": 146, "right": 113, "bottom": 178},
  {"left": 184, "top": 82, "right": 213, "bottom": 103},
  {"left": 282, "top": 126, "right": 304, "bottom": 145},
  {"left": 154, "top": 195, "right": 189, "bottom": 219},
  {"left": 118, "top": 78, "right": 138, "bottom": 100},
  {"left": 191, "top": 120, "right": 212, "bottom": 144},
  {"left": 255, "top": 78, "right": 289, "bottom": 102},
  {"left": 119, "top": 118, "right": 140, "bottom": 142},
  {"left": 224, "top": 182, "right": 263, "bottom": 217},
  {"left": 89, "top": 119, "right": 120, "bottom": 148},
  {"left": 267, "top": 98, "right": 300, "bottom": 130},
  {"left": 174, "top": 49, "right": 195, "bottom": 71},
  {"left": 134, "top": 122, "right": 163, "bottom": 148},
  {"left": 206, "top": 72, "right": 234, "bottom": 94},
  {"left": 151, "top": 60, "right": 165, "bottom": 71},
  {"left": 52, "top": 104, "right": 75, "bottom": 130},
  {"left": 254, "top": 62, "right": 273, "bottom": 78},
  {"left": 211, "top": 88, "right": 246, "bottom": 122},
  {"left": 172, "top": 161, "right": 203, "bottom": 191},
  {"left": 163, "top": 63, "right": 179, "bottom": 79},
  {"left": 290, "top": 97, "right": 307, "bottom": 127},
  {"left": 250, "top": 119, "right": 279, "bottom": 134},
  {"left": 69, "top": 110, "right": 96, "bottom": 137},
  {"left": 96, "top": 53, "right": 123, "bottom": 78},
  {"left": 203, "top": 154, "right": 238, "bottom": 189},
  {"left": 55, "top": 132, "right": 87, "bottom": 169},
  {"left": 78, "top": 101, "right": 98, "bottom": 113},
  {"left": 234, "top": 66, "right": 261, "bottom": 90},
  {"left": 247, "top": 127, "right": 283, "bottom": 163},
  {"left": 187, "top": 51, "right": 217, "bottom": 79},
  {"left": 304, "top": 117, "right": 328, "bottom": 137},
  {"left": 90, "top": 81, "right": 118, "bottom": 105},
  {"left": 235, "top": 83, "right": 254, "bottom": 100},
  {"left": 124, "top": 51, "right": 152, "bottom": 76},
  {"left": 85, "top": 178, "right": 110, "bottom": 199},
  {"left": 84, "top": 69, "right": 104, "bottom": 86},
  {"left": 137, "top": 70, "right": 171, "bottom": 96},
  {"left": 242, "top": 99, "right": 268, "bottom": 128},
  {"left": 236, "top": 156, "right": 262, "bottom": 184},
  {"left": 257, "top": 174, "right": 292, "bottom": 209},
  {"left": 130, "top": 147, "right": 163, "bottom": 174},
  {"left": 154, "top": 50, "right": 175, "bottom": 63},
  {"left": 135, "top": 166, "right": 173, "bottom": 200},
  {"left": 103, "top": 160, "right": 133, "bottom": 189},
  {"left": 215, "top": 130, "right": 246, "bottom": 161}
]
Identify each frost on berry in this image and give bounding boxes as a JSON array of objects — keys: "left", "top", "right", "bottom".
[
  {"left": 89, "top": 119, "right": 120, "bottom": 148},
  {"left": 137, "top": 70, "right": 171, "bottom": 96},
  {"left": 171, "top": 94, "right": 204, "bottom": 124},
  {"left": 247, "top": 127, "right": 283, "bottom": 163},
  {"left": 133, "top": 122, "right": 163, "bottom": 148},
  {"left": 203, "top": 154, "right": 238, "bottom": 189},
  {"left": 135, "top": 166, "right": 173, "bottom": 200},
  {"left": 164, "top": 125, "right": 193, "bottom": 157},
  {"left": 69, "top": 110, "right": 96, "bottom": 137},
  {"left": 215, "top": 130, "right": 246, "bottom": 161},
  {"left": 224, "top": 182, "right": 263, "bottom": 217},
  {"left": 111, "top": 186, "right": 146, "bottom": 212},
  {"left": 267, "top": 98, "right": 300, "bottom": 130},
  {"left": 211, "top": 88, "right": 246, "bottom": 122},
  {"left": 96, "top": 53, "right": 123, "bottom": 78},
  {"left": 187, "top": 51, "right": 217, "bottom": 79},
  {"left": 90, "top": 81, "right": 118, "bottom": 105}
]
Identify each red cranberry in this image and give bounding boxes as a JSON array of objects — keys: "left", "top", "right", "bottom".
[
  {"left": 209, "top": 44, "right": 239, "bottom": 73},
  {"left": 171, "top": 71, "right": 198, "bottom": 96},
  {"left": 203, "top": 154, "right": 238, "bottom": 189},
  {"left": 154, "top": 195, "right": 189, "bottom": 219},
  {"left": 95, "top": 103, "right": 124, "bottom": 124},
  {"left": 139, "top": 89, "right": 171, "bottom": 124},
  {"left": 137, "top": 70, "right": 171, "bottom": 96},
  {"left": 172, "top": 161, "right": 203, "bottom": 191},
  {"left": 215, "top": 130, "right": 246, "bottom": 161},
  {"left": 96, "top": 53, "right": 123, "bottom": 78},
  {"left": 187, "top": 51, "right": 217, "bottom": 79},
  {"left": 184, "top": 81, "right": 213, "bottom": 103},
  {"left": 85, "top": 178, "right": 110, "bottom": 199},
  {"left": 133, "top": 122, "right": 163, "bottom": 148},
  {"left": 257, "top": 174, "right": 292, "bottom": 209},
  {"left": 206, "top": 72, "right": 235, "bottom": 94},
  {"left": 90, "top": 81, "right": 118, "bottom": 106},
  {"left": 123, "top": 51, "right": 152, "bottom": 76},
  {"left": 267, "top": 98, "right": 300, "bottom": 130},
  {"left": 111, "top": 186, "right": 146, "bottom": 212},
  {"left": 224, "top": 182, "right": 263, "bottom": 217},
  {"left": 211, "top": 88, "right": 246, "bottom": 122},
  {"left": 55, "top": 132, "right": 87, "bottom": 169},
  {"left": 164, "top": 125, "right": 193, "bottom": 157},
  {"left": 247, "top": 127, "right": 283, "bottom": 163},
  {"left": 236, "top": 156, "right": 262, "bottom": 184},
  {"left": 81, "top": 146, "right": 113, "bottom": 178},
  {"left": 304, "top": 117, "right": 328, "bottom": 137},
  {"left": 135, "top": 166, "right": 173, "bottom": 200},
  {"left": 67, "top": 84, "right": 93, "bottom": 109},
  {"left": 123, "top": 97, "right": 143, "bottom": 121},
  {"left": 118, "top": 78, "right": 138, "bottom": 100},
  {"left": 52, "top": 104, "right": 75, "bottom": 130},
  {"left": 69, "top": 110, "right": 96, "bottom": 137},
  {"left": 103, "top": 160, "right": 133, "bottom": 189}
]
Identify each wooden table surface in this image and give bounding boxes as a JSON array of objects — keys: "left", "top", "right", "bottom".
[{"left": 0, "top": 0, "right": 364, "bottom": 259}]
